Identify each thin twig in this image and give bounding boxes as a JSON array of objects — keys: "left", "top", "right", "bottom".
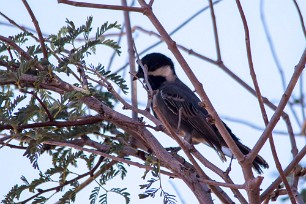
[
  {"left": 135, "top": 26, "right": 217, "bottom": 64},
  {"left": 74, "top": 160, "right": 117, "bottom": 194},
  {"left": 85, "top": 73, "right": 160, "bottom": 125},
  {"left": 57, "top": 0, "right": 145, "bottom": 13},
  {"left": 261, "top": 145, "right": 306, "bottom": 201},
  {"left": 77, "top": 65, "right": 88, "bottom": 89},
  {"left": 222, "top": 115, "right": 302, "bottom": 136},
  {"left": 121, "top": 0, "right": 138, "bottom": 120},
  {"left": 300, "top": 75, "right": 306, "bottom": 122},
  {"left": 43, "top": 140, "right": 176, "bottom": 178},
  {"left": 0, "top": 142, "right": 27, "bottom": 150},
  {"left": 190, "top": 145, "right": 248, "bottom": 204},
  {"left": 251, "top": 49, "right": 306, "bottom": 161},
  {"left": 0, "top": 116, "right": 103, "bottom": 131},
  {"left": 236, "top": 1, "right": 295, "bottom": 203},
  {"left": 106, "top": 27, "right": 125, "bottom": 71},
  {"left": 22, "top": 90, "right": 54, "bottom": 122},
  {"left": 0, "top": 12, "right": 40, "bottom": 42},
  {"left": 134, "top": 48, "right": 154, "bottom": 112},
  {"left": 260, "top": 0, "right": 287, "bottom": 91},
  {"left": 148, "top": 0, "right": 154, "bottom": 7},
  {"left": 260, "top": 0, "right": 301, "bottom": 129},
  {"left": 199, "top": 178, "right": 245, "bottom": 189},
  {"left": 114, "top": 0, "right": 222, "bottom": 73},
  {"left": 292, "top": 0, "right": 306, "bottom": 38},
  {"left": 208, "top": 0, "right": 221, "bottom": 61},
  {"left": 20, "top": 156, "right": 105, "bottom": 203},
  {"left": 22, "top": 0, "right": 48, "bottom": 59}
]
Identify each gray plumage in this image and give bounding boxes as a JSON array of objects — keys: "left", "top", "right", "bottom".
[{"left": 135, "top": 53, "right": 269, "bottom": 174}]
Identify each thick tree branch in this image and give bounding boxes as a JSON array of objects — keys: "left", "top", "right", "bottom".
[
  {"left": 0, "top": 116, "right": 103, "bottom": 131},
  {"left": 190, "top": 147, "right": 248, "bottom": 204}
]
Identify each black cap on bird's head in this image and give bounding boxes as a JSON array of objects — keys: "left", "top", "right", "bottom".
[{"left": 134, "top": 53, "right": 176, "bottom": 80}]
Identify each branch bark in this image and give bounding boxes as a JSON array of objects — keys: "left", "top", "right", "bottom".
[
  {"left": 250, "top": 49, "right": 306, "bottom": 160},
  {"left": 57, "top": 0, "right": 145, "bottom": 13}
]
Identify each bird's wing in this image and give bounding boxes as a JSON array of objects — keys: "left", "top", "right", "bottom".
[{"left": 160, "top": 87, "right": 223, "bottom": 150}]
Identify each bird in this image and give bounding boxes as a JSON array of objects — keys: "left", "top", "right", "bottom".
[{"left": 134, "top": 52, "right": 269, "bottom": 174}]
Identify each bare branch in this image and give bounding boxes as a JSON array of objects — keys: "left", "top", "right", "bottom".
[
  {"left": 261, "top": 145, "right": 306, "bottom": 201},
  {"left": 57, "top": 0, "right": 145, "bottom": 13},
  {"left": 0, "top": 12, "right": 40, "bottom": 42},
  {"left": 208, "top": 0, "right": 222, "bottom": 61},
  {"left": 121, "top": 0, "right": 138, "bottom": 120},
  {"left": 21, "top": 90, "right": 54, "bottom": 122},
  {"left": 22, "top": 0, "right": 48, "bottom": 59},
  {"left": 251, "top": 49, "right": 306, "bottom": 161},
  {"left": 222, "top": 115, "right": 302, "bottom": 136},
  {"left": 190, "top": 145, "right": 248, "bottom": 204},
  {"left": 260, "top": 0, "right": 302, "bottom": 130},
  {"left": 292, "top": 0, "right": 306, "bottom": 38},
  {"left": 114, "top": 1, "right": 222, "bottom": 73},
  {"left": 74, "top": 160, "right": 117, "bottom": 194},
  {"left": 235, "top": 1, "right": 295, "bottom": 203},
  {"left": 85, "top": 73, "right": 160, "bottom": 125}
]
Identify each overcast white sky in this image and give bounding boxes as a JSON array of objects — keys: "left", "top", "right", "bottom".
[{"left": 1, "top": 0, "right": 305, "bottom": 203}]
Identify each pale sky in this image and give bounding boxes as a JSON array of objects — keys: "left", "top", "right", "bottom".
[{"left": 1, "top": 0, "right": 305, "bottom": 203}]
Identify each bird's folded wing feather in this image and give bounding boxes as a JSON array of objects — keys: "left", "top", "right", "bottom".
[{"left": 160, "top": 88, "right": 223, "bottom": 150}]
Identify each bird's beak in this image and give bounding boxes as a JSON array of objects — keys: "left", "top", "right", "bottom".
[{"left": 133, "top": 69, "right": 144, "bottom": 81}]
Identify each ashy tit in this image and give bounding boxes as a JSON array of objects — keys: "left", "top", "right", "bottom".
[{"left": 134, "top": 52, "right": 269, "bottom": 174}]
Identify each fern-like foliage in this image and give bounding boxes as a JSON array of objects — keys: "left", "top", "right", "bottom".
[
  {"left": 0, "top": 15, "right": 132, "bottom": 204},
  {"left": 90, "top": 186, "right": 100, "bottom": 204},
  {"left": 89, "top": 185, "right": 130, "bottom": 204},
  {"left": 139, "top": 166, "right": 177, "bottom": 204},
  {"left": 88, "top": 160, "right": 130, "bottom": 204},
  {"left": 90, "top": 63, "right": 128, "bottom": 94}
]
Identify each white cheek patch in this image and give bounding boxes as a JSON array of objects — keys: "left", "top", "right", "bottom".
[
  {"left": 148, "top": 66, "right": 176, "bottom": 81},
  {"left": 148, "top": 66, "right": 172, "bottom": 77}
]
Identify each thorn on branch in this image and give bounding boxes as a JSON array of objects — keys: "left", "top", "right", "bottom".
[{"left": 99, "top": 105, "right": 105, "bottom": 115}]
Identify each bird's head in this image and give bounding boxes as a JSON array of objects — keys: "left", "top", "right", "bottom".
[{"left": 134, "top": 53, "right": 177, "bottom": 90}]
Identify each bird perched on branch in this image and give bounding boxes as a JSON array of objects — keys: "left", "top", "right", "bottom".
[{"left": 134, "top": 52, "right": 269, "bottom": 174}]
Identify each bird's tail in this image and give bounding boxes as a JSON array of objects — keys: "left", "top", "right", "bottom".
[{"left": 236, "top": 141, "right": 269, "bottom": 174}]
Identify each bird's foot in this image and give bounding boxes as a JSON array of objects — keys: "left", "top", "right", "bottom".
[{"left": 224, "top": 155, "right": 234, "bottom": 175}]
